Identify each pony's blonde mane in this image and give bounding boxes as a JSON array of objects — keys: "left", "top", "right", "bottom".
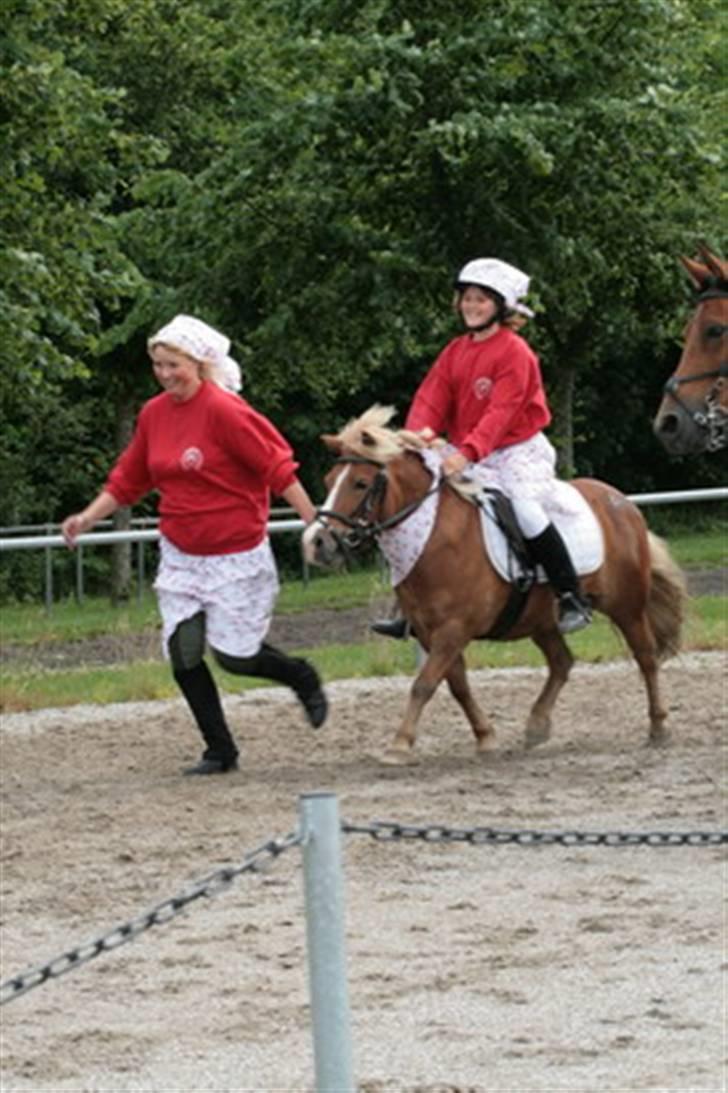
[
  {"left": 335, "top": 404, "right": 478, "bottom": 500},
  {"left": 336, "top": 405, "right": 427, "bottom": 463}
]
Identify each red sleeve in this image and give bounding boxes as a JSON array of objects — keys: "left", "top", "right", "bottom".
[
  {"left": 104, "top": 408, "right": 154, "bottom": 505},
  {"left": 404, "top": 345, "right": 453, "bottom": 434},
  {"left": 219, "top": 398, "right": 299, "bottom": 496}
]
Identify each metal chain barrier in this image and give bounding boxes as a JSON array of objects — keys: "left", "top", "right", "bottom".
[
  {"left": 0, "top": 830, "right": 301, "bottom": 1007},
  {"left": 341, "top": 820, "right": 728, "bottom": 848},
  {"left": 2, "top": 816, "right": 725, "bottom": 1008}
]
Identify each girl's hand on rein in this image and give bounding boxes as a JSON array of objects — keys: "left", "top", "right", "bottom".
[{"left": 442, "top": 451, "right": 469, "bottom": 478}]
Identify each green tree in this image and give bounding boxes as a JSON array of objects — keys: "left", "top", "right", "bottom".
[
  {"left": 160, "top": 0, "right": 723, "bottom": 481},
  {"left": 1, "top": 0, "right": 724, "bottom": 591}
]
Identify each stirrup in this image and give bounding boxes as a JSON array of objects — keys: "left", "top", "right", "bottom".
[
  {"left": 370, "top": 617, "right": 411, "bottom": 640},
  {"left": 557, "top": 593, "right": 592, "bottom": 635}
]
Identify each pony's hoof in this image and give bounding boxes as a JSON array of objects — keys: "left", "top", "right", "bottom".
[
  {"left": 475, "top": 735, "right": 497, "bottom": 755},
  {"left": 648, "top": 725, "right": 670, "bottom": 747},
  {"left": 525, "top": 722, "right": 551, "bottom": 749},
  {"left": 381, "top": 747, "right": 418, "bottom": 766}
]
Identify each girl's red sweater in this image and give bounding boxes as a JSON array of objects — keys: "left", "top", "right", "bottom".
[{"left": 405, "top": 328, "right": 551, "bottom": 460}]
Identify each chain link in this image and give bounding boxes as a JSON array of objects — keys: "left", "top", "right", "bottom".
[
  {"left": 341, "top": 820, "right": 728, "bottom": 848},
  {"left": 0, "top": 830, "right": 301, "bottom": 1007}
]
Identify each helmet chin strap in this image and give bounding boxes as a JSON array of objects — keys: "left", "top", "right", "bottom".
[{"left": 464, "top": 314, "right": 501, "bottom": 333}]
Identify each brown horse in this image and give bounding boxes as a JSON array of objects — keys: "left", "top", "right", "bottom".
[
  {"left": 303, "top": 407, "right": 687, "bottom": 762},
  {"left": 654, "top": 246, "right": 728, "bottom": 455}
]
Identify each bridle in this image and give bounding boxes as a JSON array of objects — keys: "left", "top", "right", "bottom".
[
  {"left": 662, "top": 284, "right": 728, "bottom": 452},
  {"left": 316, "top": 454, "right": 443, "bottom": 553}
]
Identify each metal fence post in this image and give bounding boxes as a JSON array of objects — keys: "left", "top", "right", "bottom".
[
  {"left": 136, "top": 540, "right": 145, "bottom": 603},
  {"left": 44, "top": 524, "right": 53, "bottom": 614},
  {"left": 299, "top": 792, "right": 354, "bottom": 1092},
  {"left": 76, "top": 545, "right": 84, "bottom": 604}
]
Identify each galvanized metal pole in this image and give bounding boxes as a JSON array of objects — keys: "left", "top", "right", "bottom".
[
  {"left": 75, "top": 545, "right": 84, "bottom": 604},
  {"left": 136, "top": 539, "right": 144, "bottom": 604},
  {"left": 299, "top": 792, "right": 354, "bottom": 1092},
  {"left": 44, "top": 524, "right": 53, "bottom": 615}
]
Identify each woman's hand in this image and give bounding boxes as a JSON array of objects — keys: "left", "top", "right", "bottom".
[
  {"left": 60, "top": 492, "right": 118, "bottom": 548},
  {"left": 61, "top": 513, "right": 88, "bottom": 549}
]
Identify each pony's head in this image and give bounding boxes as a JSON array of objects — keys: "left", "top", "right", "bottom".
[
  {"left": 654, "top": 245, "right": 728, "bottom": 455},
  {"left": 303, "top": 405, "right": 435, "bottom": 568}
]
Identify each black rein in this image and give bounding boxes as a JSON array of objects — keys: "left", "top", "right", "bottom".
[{"left": 316, "top": 454, "right": 443, "bottom": 550}]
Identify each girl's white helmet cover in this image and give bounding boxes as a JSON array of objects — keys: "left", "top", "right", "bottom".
[{"left": 456, "top": 258, "right": 534, "bottom": 316}]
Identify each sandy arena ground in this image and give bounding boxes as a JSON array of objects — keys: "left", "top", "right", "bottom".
[{"left": 0, "top": 651, "right": 725, "bottom": 1092}]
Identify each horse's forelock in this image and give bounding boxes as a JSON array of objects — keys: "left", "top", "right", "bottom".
[
  {"left": 336, "top": 405, "right": 402, "bottom": 462},
  {"left": 335, "top": 404, "right": 446, "bottom": 464}
]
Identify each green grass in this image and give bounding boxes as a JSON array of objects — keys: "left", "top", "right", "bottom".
[
  {"left": 0, "top": 566, "right": 389, "bottom": 647},
  {"left": 1, "top": 526, "right": 724, "bottom": 712},
  {"left": 659, "top": 527, "right": 726, "bottom": 569},
  {"left": 1, "top": 596, "right": 723, "bottom": 714}
]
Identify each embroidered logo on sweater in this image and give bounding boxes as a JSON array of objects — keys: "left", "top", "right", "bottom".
[
  {"left": 473, "top": 376, "right": 493, "bottom": 400},
  {"left": 181, "top": 447, "right": 204, "bottom": 471}
]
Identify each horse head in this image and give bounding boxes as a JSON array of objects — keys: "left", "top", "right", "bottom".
[
  {"left": 302, "top": 405, "right": 435, "bottom": 568},
  {"left": 653, "top": 245, "right": 728, "bottom": 455}
]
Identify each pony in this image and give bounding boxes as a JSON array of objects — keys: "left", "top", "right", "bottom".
[
  {"left": 653, "top": 246, "right": 728, "bottom": 455},
  {"left": 302, "top": 406, "right": 687, "bottom": 762}
]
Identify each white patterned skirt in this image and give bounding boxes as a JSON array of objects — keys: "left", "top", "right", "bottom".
[
  {"left": 154, "top": 535, "right": 279, "bottom": 658},
  {"left": 467, "top": 431, "right": 558, "bottom": 501}
]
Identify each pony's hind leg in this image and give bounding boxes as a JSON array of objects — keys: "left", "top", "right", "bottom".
[
  {"left": 445, "top": 653, "right": 496, "bottom": 754},
  {"left": 615, "top": 612, "right": 668, "bottom": 744},
  {"left": 524, "top": 628, "right": 574, "bottom": 748}
]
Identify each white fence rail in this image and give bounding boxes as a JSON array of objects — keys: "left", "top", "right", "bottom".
[{"left": 0, "top": 488, "right": 725, "bottom": 612}]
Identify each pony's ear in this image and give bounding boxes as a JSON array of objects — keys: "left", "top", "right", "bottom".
[
  {"left": 697, "top": 244, "right": 728, "bottom": 283},
  {"left": 680, "top": 254, "right": 710, "bottom": 289},
  {"left": 321, "top": 434, "right": 342, "bottom": 454}
]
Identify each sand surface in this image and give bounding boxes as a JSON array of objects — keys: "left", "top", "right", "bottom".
[{"left": 0, "top": 652, "right": 725, "bottom": 1092}]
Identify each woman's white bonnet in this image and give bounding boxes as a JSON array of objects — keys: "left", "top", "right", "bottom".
[{"left": 148, "top": 314, "right": 242, "bottom": 392}]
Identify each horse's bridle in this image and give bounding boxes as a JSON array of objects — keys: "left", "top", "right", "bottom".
[
  {"left": 316, "top": 455, "right": 443, "bottom": 553},
  {"left": 662, "top": 285, "right": 728, "bottom": 452}
]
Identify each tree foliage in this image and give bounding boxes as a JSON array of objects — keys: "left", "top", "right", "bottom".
[{"left": 1, "top": 0, "right": 725, "bottom": 590}]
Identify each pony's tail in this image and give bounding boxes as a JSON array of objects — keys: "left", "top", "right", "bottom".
[{"left": 647, "top": 532, "right": 688, "bottom": 661}]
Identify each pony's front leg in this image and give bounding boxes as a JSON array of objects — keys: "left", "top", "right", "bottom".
[
  {"left": 384, "top": 639, "right": 462, "bottom": 763},
  {"left": 445, "top": 653, "right": 496, "bottom": 754}
]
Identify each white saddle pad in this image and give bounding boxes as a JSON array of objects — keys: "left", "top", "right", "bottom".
[
  {"left": 480, "top": 481, "right": 604, "bottom": 583},
  {"left": 378, "top": 450, "right": 605, "bottom": 587}
]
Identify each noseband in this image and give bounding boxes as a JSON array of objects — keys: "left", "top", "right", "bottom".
[
  {"left": 316, "top": 454, "right": 443, "bottom": 552},
  {"left": 662, "top": 285, "right": 728, "bottom": 451}
]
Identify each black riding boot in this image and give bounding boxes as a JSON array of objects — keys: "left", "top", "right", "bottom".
[
  {"left": 370, "top": 615, "right": 411, "bottom": 640},
  {"left": 525, "top": 524, "right": 592, "bottom": 634},
  {"left": 213, "top": 643, "right": 328, "bottom": 728},
  {"left": 173, "top": 662, "right": 239, "bottom": 774}
]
